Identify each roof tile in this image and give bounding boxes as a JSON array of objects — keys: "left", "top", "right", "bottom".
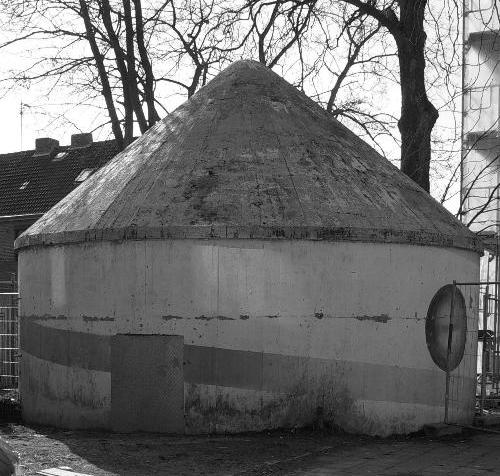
[{"left": 0, "top": 140, "right": 119, "bottom": 216}]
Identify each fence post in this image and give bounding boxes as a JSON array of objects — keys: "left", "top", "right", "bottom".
[
  {"left": 481, "top": 286, "right": 490, "bottom": 415},
  {"left": 444, "top": 281, "right": 456, "bottom": 424}
]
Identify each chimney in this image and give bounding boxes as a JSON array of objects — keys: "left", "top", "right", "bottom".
[
  {"left": 34, "top": 137, "right": 59, "bottom": 155},
  {"left": 71, "top": 133, "right": 93, "bottom": 148}
]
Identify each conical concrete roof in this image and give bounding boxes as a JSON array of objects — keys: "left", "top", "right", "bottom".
[{"left": 16, "top": 60, "right": 480, "bottom": 252}]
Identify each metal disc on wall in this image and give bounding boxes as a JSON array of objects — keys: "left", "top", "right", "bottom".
[{"left": 426, "top": 285, "right": 467, "bottom": 372}]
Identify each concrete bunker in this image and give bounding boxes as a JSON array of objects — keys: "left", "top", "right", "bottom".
[{"left": 16, "top": 60, "right": 481, "bottom": 436}]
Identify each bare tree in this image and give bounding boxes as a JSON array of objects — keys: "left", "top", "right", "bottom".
[
  {"left": 0, "top": 0, "right": 165, "bottom": 149},
  {"left": 1, "top": 0, "right": 495, "bottom": 226},
  {"left": 312, "top": 0, "right": 436, "bottom": 192}
]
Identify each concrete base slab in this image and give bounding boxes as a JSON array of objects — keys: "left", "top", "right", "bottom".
[{"left": 423, "top": 423, "right": 463, "bottom": 437}]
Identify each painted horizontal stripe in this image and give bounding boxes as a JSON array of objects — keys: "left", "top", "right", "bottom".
[
  {"left": 182, "top": 346, "right": 451, "bottom": 406},
  {"left": 20, "top": 319, "right": 471, "bottom": 407},
  {"left": 21, "top": 318, "right": 110, "bottom": 372}
]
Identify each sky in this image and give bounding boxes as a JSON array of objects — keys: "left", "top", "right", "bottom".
[
  {"left": 0, "top": 94, "right": 23, "bottom": 153},
  {"left": 0, "top": 42, "right": 36, "bottom": 152},
  {"left": 0, "top": 46, "right": 98, "bottom": 152},
  {"left": 0, "top": 91, "right": 122, "bottom": 153}
]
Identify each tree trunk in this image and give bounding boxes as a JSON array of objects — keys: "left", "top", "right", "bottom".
[
  {"left": 187, "top": 65, "right": 203, "bottom": 98},
  {"left": 337, "top": 0, "right": 438, "bottom": 192},
  {"left": 100, "top": 0, "right": 134, "bottom": 144},
  {"left": 133, "top": 0, "right": 160, "bottom": 126},
  {"left": 395, "top": 0, "right": 438, "bottom": 193},
  {"left": 79, "top": 0, "right": 124, "bottom": 150},
  {"left": 123, "top": 0, "right": 148, "bottom": 134}
]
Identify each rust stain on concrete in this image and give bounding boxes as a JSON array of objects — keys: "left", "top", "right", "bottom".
[
  {"left": 162, "top": 315, "right": 183, "bottom": 321},
  {"left": 29, "top": 314, "right": 68, "bottom": 321},
  {"left": 194, "top": 315, "right": 235, "bottom": 321},
  {"left": 313, "top": 313, "right": 391, "bottom": 323},
  {"left": 354, "top": 314, "right": 390, "bottom": 323},
  {"left": 82, "top": 315, "right": 115, "bottom": 322}
]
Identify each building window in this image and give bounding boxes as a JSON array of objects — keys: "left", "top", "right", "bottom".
[
  {"left": 469, "top": 87, "right": 492, "bottom": 111},
  {"left": 53, "top": 151, "right": 68, "bottom": 161},
  {"left": 468, "top": 0, "right": 493, "bottom": 12}
]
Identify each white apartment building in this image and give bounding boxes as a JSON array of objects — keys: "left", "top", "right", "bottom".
[
  {"left": 462, "top": 0, "right": 500, "bottom": 236},
  {"left": 462, "top": 0, "right": 500, "bottom": 375}
]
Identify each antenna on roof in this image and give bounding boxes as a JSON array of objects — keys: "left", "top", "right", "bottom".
[
  {"left": 20, "top": 101, "right": 31, "bottom": 150},
  {"left": 20, "top": 101, "right": 23, "bottom": 150}
]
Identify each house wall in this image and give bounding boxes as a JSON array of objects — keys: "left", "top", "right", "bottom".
[
  {"left": 0, "top": 219, "right": 34, "bottom": 284},
  {"left": 0, "top": 225, "right": 15, "bottom": 263},
  {"left": 0, "top": 224, "right": 16, "bottom": 285},
  {"left": 18, "top": 239, "right": 480, "bottom": 436}
]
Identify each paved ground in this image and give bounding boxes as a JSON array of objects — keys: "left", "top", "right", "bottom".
[
  {"left": 1, "top": 424, "right": 499, "bottom": 475},
  {"left": 269, "top": 432, "right": 500, "bottom": 475}
]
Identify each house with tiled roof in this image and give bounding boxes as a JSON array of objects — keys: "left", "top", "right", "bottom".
[{"left": 0, "top": 133, "right": 120, "bottom": 288}]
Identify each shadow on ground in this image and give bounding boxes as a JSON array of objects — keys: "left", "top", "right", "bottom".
[{"left": 0, "top": 424, "right": 387, "bottom": 476}]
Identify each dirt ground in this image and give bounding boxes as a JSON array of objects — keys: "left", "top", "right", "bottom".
[
  {"left": 2, "top": 422, "right": 496, "bottom": 476},
  {"left": 0, "top": 423, "right": 406, "bottom": 476}
]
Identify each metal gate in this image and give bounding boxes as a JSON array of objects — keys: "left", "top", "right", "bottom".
[
  {"left": 0, "top": 278, "right": 19, "bottom": 391},
  {"left": 442, "top": 280, "right": 500, "bottom": 425},
  {"left": 474, "top": 281, "right": 500, "bottom": 416}
]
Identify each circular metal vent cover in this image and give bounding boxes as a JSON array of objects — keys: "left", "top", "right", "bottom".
[{"left": 425, "top": 285, "right": 467, "bottom": 372}]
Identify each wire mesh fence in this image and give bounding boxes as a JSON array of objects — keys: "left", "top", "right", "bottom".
[
  {"left": 475, "top": 282, "right": 500, "bottom": 414},
  {"left": 0, "top": 280, "right": 19, "bottom": 391},
  {"left": 443, "top": 281, "right": 500, "bottom": 425},
  {"left": 0, "top": 277, "right": 21, "bottom": 422}
]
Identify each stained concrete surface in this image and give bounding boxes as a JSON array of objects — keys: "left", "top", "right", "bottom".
[
  {"left": 18, "top": 239, "right": 479, "bottom": 435},
  {"left": 2, "top": 424, "right": 500, "bottom": 475}
]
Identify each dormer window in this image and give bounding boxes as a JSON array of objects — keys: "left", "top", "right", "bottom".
[
  {"left": 53, "top": 151, "right": 68, "bottom": 161},
  {"left": 75, "top": 169, "right": 94, "bottom": 183}
]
